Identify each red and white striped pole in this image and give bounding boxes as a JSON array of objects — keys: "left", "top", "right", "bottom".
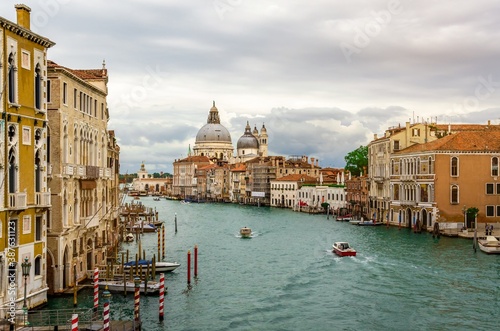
[
  {"left": 102, "top": 291, "right": 110, "bottom": 331},
  {"left": 134, "top": 277, "right": 141, "bottom": 326},
  {"left": 93, "top": 267, "right": 99, "bottom": 313},
  {"left": 159, "top": 273, "right": 165, "bottom": 321},
  {"left": 71, "top": 314, "right": 78, "bottom": 331},
  {"left": 162, "top": 225, "right": 166, "bottom": 260}
]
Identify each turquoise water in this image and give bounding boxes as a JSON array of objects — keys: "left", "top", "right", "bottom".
[{"left": 49, "top": 197, "right": 499, "bottom": 331}]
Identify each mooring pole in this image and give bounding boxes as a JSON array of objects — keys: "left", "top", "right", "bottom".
[
  {"left": 162, "top": 225, "right": 166, "bottom": 260},
  {"left": 93, "top": 268, "right": 99, "bottom": 313},
  {"left": 194, "top": 245, "right": 198, "bottom": 278},
  {"left": 175, "top": 213, "right": 178, "bottom": 233},
  {"left": 187, "top": 250, "right": 191, "bottom": 285},
  {"left": 159, "top": 273, "right": 165, "bottom": 321}
]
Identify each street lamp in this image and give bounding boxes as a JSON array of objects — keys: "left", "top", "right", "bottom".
[
  {"left": 21, "top": 257, "right": 31, "bottom": 325},
  {"left": 21, "top": 257, "right": 31, "bottom": 309}
]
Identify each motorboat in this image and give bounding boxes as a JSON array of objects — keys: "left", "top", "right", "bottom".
[
  {"left": 337, "top": 214, "right": 353, "bottom": 222},
  {"left": 124, "top": 233, "right": 134, "bottom": 242},
  {"left": 240, "top": 227, "right": 252, "bottom": 238},
  {"left": 349, "top": 219, "right": 361, "bottom": 225},
  {"left": 357, "top": 220, "right": 384, "bottom": 226},
  {"left": 98, "top": 279, "right": 160, "bottom": 295},
  {"left": 126, "top": 222, "right": 157, "bottom": 232},
  {"left": 123, "top": 259, "right": 181, "bottom": 273},
  {"left": 332, "top": 242, "right": 357, "bottom": 257},
  {"left": 478, "top": 236, "right": 500, "bottom": 254}
]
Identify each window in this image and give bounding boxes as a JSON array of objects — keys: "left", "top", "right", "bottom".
[
  {"left": 492, "top": 157, "right": 499, "bottom": 176},
  {"left": 35, "top": 216, "right": 42, "bottom": 241},
  {"left": 497, "top": 183, "right": 500, "bottom": 195},
  {"left": 451, "top": 157, "right": 458, "bottom": 177},
  {"left": 63, "top": 82, "right": 68, "bottom": 105},
  {"left": 497, "top": 205, "right": 500, "bottom": 217},
  {"left": 73, "top": 88, "right": 77, "bottom": 108},
  {"left": 486, "top": 183, "right": 494, "bottom": 195},
  {"left": 394, "top": 140, "right": 400, "bottom": 151},
  {"left": 34, "top": 256, "right": 41, "bottom": 276},
  {"left": 451, "top": 185, "right": 458, "bottom": 204},
  {"left": 486, "top": 205, "right": 494, "bottom": 217},
  {"left": 35, "top": 64, "right": 42, "bottom": 110},
  {"left": 8, "top": 53, "right": 17, "bottom": 104},
  {"left": 47, "top": 80, "right": 51, "bottom": 103}
]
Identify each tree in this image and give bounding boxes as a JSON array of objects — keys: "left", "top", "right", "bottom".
[{"left": 344, "top": 145, "right": 368, "bottom": 177}]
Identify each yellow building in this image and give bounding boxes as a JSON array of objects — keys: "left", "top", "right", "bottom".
[
  {"left": 46, "top": 60, "right": 120, "bottom": 294},
  {"left": 0, "top": 5, "right": 55, "bottom": 309}
]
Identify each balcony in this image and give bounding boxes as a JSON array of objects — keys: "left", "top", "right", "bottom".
[
  {"left": 9, "top": 192, "right": 27, "bottom": 210},
  {"left": 35, "top": 192, "right": 51, "bottom": 207},
  {"left": 63, "top": 164, "right": 74, "bottom": 176}
]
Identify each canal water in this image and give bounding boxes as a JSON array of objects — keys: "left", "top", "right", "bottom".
[{"left": 49, "top": 197, "right": 499, "bottom": 331}]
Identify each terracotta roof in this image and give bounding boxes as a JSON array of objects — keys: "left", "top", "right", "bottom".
[
  {"left": 48, "top": 60, "right": 107, "bottom": 79},
  {"left": 434, "top": 124, "right": 500, "bottom": 132},
  {"left": 231, "top": 163, "right": 246, "bottom": 172},
  {"left": 398, "top": 131, "right": 500, "bottom": 153}
]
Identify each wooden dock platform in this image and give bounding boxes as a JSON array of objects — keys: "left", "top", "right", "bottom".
[{"left": 16, "top": 320, "right": 139, "bottom": 330}]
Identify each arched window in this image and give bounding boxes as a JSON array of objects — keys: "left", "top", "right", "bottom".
[
  {"left": 34, "top": 256, "right": 42, "bottom": 276},
  {"left": 451, "top": 157, "right": 458, "bottom": 177},
  {"left": 492, "top": 157, "right": 499, "bottom": 177},
  {"left": 8, "top": 53, "right": 16, "bottom": 104},
  {"left": 451, "top": 185, "right": 459, "bottom": 204},
  {"left": 35, "top": 64, "right": 42, "bottom": 110}
]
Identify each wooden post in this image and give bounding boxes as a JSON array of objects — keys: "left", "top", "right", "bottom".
[
  {"left": 162, "top": 225, "right": 166, "bottom": 260},
  {"left": 175, "top": 213, "right": 178, "bottom": 233},
  {"left": 194, "top": 245, "right": 198, "bottom": 278},
  {"left": 73, "top": 264, "right": 77, "bottom": 307},
  {"left": 93, "top": 268, "right": 99, "bottom": 313},
  {"left": 187, "top": 250, "right": 191, "bottom": 285},
  {"left": 157, "top": 228, "right": 161, "bottom": 261}
]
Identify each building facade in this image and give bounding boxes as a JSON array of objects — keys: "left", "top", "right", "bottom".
[
  {"left": 0, "top": 5, "right": 55, "bottom": 309},
  {"left": 46, "top": 60, "right": 120, "bottom": 294}
]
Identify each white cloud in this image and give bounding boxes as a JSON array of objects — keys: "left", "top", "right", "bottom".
[{"left": 2, "top": 0, "right": 500, "bottom": 173}]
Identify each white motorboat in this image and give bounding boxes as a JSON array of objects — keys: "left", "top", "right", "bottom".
[
  {"left": 123, "top": 260, "right": 180, "bottom": 273},
  {"left": 124, "top": 233, "right": 134, "bottom": 242},
  {"left": 98, "top": 279, "right": 160, "bottom": 295},
  {"left": 478, "top": 236, "right": 500, "bottom": 254},
  {"left": 240, "top": 227, "right": 252, "bottom": 238}
]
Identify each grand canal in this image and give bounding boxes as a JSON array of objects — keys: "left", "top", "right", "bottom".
[{"left": 49, "top": 197, "right": 499, "bottom": 330}]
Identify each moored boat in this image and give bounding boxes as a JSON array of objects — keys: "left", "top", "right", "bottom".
[
  {"left": 478, "top": 236, "right": 500, "bottom": 254},
  {"left": 357, "top": 220, "right": 384, "bottom": 226},
  {"left": 98, "top": 279, "right": 160, "bottom": 294},
  {"left": 240, "top": 227, "right": 252, "bottom": 238},
  {"left": 123, "top": 259, "right": 181, "bottom": 273}
]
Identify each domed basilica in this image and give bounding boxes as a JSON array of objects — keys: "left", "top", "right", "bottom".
[{"left": 192, "top": 102, "right": 268, "bottom": 163}]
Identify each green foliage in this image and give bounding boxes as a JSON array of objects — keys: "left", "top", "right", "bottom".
[
  {"left": 467, "top": 207, "right": 479, "bottom": 217},
  {"left": 344, "top": 145, "right": 368, "bottom": 177}
]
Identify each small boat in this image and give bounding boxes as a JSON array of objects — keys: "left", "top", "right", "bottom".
[
  {"left": 349, "top": 219, "right": 361, "bottom": 225},
  {"left": 180, "top": 200, "right": 191, "bottom": 204},
  {"left": 357, "top": 220, "right": 385, "bottom": 226},
  {"left": 124, "top": 233, "right": 134, "bottom": 242},
  {"left": 98, "top": 279, "right": 160, "bottom": 295},
  {"left": 337, "top": 214, "right": 353, "bottom": 222},
  {"left": 332, "top": 242, "right": 357, "bottom": 257},
  {"left": 123, "top": 260, "right": 181, "bottom": 273},
  {"left": 478, "top": 236, "right": 500, "bottom": 254},
  {"left": 240, "top": 227, "right": 252, "bottom": 238},
  {"left": 153, "top": 197, "right": 161, "bottom": 201},
  {"left": 126, "top": 223, "right": 157, "bottom": 232}
]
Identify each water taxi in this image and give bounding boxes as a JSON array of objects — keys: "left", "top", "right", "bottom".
[
  {"left": 478, "top": 236, "right": 500, "bottom": 254},
  {"left": 240, "top": 227, "right": 252, "bottom": 238},
  {"left": 332, "top": 242, "right": 357, "bottom": 257}
]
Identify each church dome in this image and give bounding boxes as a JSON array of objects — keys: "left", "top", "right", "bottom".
[
  {"left": 237, "top": 121, "right": 259, "bottom": 149},
  {"left": 195, "top": 101, "right": 232, "bottom": 143}
]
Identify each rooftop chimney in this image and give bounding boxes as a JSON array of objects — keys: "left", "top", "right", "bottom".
[{"left": 15, "top": 4, "right": 31, "bottom": 30}]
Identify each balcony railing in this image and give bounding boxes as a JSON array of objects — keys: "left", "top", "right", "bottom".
[
  {"left": 9, "top": 192, "right": 27, "bottom": 209},
  {"left": 35, "top": 192, "right": 51, "bottom": 207}
]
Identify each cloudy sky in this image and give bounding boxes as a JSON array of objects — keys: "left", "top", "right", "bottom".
[{"left": 2, "top": 0, "right": 500, "bottom": 174}]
